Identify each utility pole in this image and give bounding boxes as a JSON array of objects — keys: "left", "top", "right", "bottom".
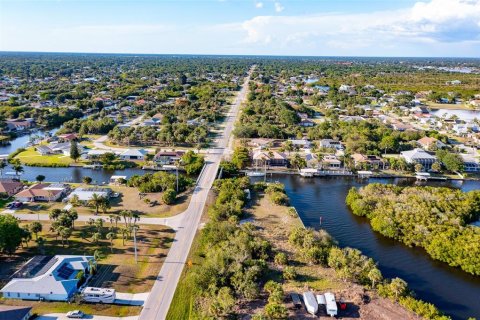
[{"left": 133, "top": 225, "right": 138, "bottom": 264}]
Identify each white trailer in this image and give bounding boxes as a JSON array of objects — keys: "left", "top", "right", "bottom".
[
  {"left": 324, "top": 292, "right": 338, "bottom": 317},
  {"left": 303, "top": 291, "right": 318, "bottom": 315},
  {"left": 81, "top": 287, "right": 116, "bottom": 303}
]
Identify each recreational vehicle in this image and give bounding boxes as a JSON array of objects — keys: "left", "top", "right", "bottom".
[
  {"left": 81, "top": 287, "right": 116, "bottom": 303},
  {"left": 324, "top": 292, "right": 338, "bottom": 317},
  {"left": 303, "top": 291, "right": 318, "bottom": 315}
]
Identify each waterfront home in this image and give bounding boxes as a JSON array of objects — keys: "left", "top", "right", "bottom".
[
  {"left": 0, "top": 179, "right": 24, "bottom": 197},
  {"left": 154, "top": 151, "right": 184, "bottom": 165},
  {"left": 401, "top": 148, "right": 437, "bottom": 170},
  {"left": 460, "top": 154, "right": 479, "bottom": 172},
  {"left": 14, "top": 183, "right": 69, "bottom": 202},
  {"left": 109, "top": 175, "right": 127, "bottom": 185},
  {"left": 66, "top": 187, "right": 112, "bottom": 202},
  {"left": 417, "top": 137, "right": 446, "bottom": 150},
  {"left": 352, "top": 154, "right": 385, "bottom": 170},
  {"left": 0, "top": 305, "right": 32, "bottom": 320},
  {"left": 321, "top": 155, "right": 342, "bottom": 170},
  {"left": 57, "top": 133, "right": 78, "bottom": 142},
  {"left": 319, "top": 139, "right": 344, "bottom": 151},
  {"left": 36, "top": 142, "right": 86, "bottom": 156},
  {"left": 1, "top": 255, "right": 95, "bottom": 302},
  {"left": 120, "top": 149, "right": 148, "bottom": 161},
  {"left": 252, "top": 151, "right": 288, "bottom": 167},
  {"left": 6, "top": 119, "right": 34, "bottom": 132}
]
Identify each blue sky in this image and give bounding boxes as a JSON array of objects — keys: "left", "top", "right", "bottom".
[{"left": 1, "top": 0, "right": 479, "bottom": 57}]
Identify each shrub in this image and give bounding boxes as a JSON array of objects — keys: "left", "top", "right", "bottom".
[
  {"left": 283, "top": 266, "right": 297, "bottom": 280},
  {"left": 162, "top": 189, "right": 177, "bottom": 205},
  {"left": 274, "top": 252, "right": 288, "bottom": 266}
]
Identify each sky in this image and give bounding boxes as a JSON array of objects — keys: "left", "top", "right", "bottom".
[{"left": 0, "top": 0, "right": 480, "bottom": 57}]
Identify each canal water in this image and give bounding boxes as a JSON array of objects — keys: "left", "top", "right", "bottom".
[
  {"left": 431, "top": 109, "right": 480, "bottom": 121},
  {"left": 258, "top": 175, "right": 480, "bottom": 320}
]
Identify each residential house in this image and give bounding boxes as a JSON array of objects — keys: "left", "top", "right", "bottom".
[
  {"left": 248, "top": 138, "right": 277, "bottom": 149},
  {"left": 57, "top": 133, "right": 78, "bottom": 142},
  {"left": 36, "top": 142, "right": 85, "bottom": 157},
  {"left": 252, "top": 151, "right": 288, "bottom": 167},
  {"left": 352, "top": 154, "right": 385, "bottom": 169},
  {"left": 460, "top": 154, "right": 479, "bottom": 172},
  {"left": 14, "top": 183, "right": 69, "bottom": 202},
  {"left": 0, "top": 179, "right": 24, "bottom": 197},
  {"left": 1, "top": 255, "right": 95, "bottom": 302},
  {"left": 417, "top": 137, "right": 446, "bottom": 150},
  {"left": 66, "top": 187, "right": 112, "bottom": 202},
  {"left": 299, "top": 119, "right": 315, "bottom": 127},
  {"left": 288, "top": 139, "right": 311, "bottom": 149},
  {"left": 319, "top": 139, "right": 344, "bottom": 151},
  {"left": 321, "top": 155, "right": 342, "bottom": 170},
  {"left": 401, "top": 148, "right": 437, "bottom": 170},
  {"left": 6, "top": 119, "right": 34, "bottom": 132},
  {"left": 0, "top": 306, "right": 32, "bottom": 320},
  {"left": 120, "top": 149, "right": 148, "bottom": 160},
  {"left": 154, "top": 151, "right": 185, "bottom": 165}
]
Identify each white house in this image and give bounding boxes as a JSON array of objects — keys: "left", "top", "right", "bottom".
[
  {"left": 14, "top": 183, "right": 69, "bottom": 202},
  {"left": 66, "top": 187, "right": 112, "bottom": 202},
  {"left": 120, "top": 149, "right": 148, "bottom": 160},
  {"left": 319, "top": 139, "right": 344, "bottom": 151},
  {"left": 401, "top": 148, "right": 437, "bottom": 170},
  {"left": 1, "top": 255, "right": 95, "bottom": 302}
]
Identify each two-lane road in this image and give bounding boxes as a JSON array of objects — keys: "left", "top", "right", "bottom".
[{"left": 138, "top": 66, "right": 254, "bottom": 320}]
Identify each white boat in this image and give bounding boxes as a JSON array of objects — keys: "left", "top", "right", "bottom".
[
  {"left": 324, "top": 292, "right": 338, "bottom": 317},
  {"left": 303, "top": 291, "right": 318, "bottom": 315},
  {"left": 246, "top": 171, "right": 265, "bottom": 177},
  {"left": 82, "top": 287, "right": 116, "bottom": 303}
]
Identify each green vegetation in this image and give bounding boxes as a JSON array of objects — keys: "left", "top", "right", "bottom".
[
  {"left": 127, "top": 171, "right": 192, "bottom": 193},
  {"left": 0, "top": 214, "right": 25, "bottom": 254},
  {"left": 346, "top": 184, "right": 480, "bottom": 275},
  {"left": 14, "top": 147, "right": 80, "bottom": 167},
  {"left": 181, "top": 150, "right": 205, "bottom": 175}
]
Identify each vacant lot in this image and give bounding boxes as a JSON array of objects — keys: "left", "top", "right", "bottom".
[
  {"left": 12, "top": 184, "right": 191, "bottom": 218},
  {"left": 15, "top": 147, "right": 85, "bottom": 166},
  {"left": 0, "top": 220, "right": 174, "bottom": 317}
]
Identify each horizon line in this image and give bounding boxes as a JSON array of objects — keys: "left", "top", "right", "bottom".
[{"left": 1, "top": 50, "right": 479, "bottom": 60}]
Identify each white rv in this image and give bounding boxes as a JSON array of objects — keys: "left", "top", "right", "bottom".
[
  {"left": 324, "top": 292, "right": 338, "bottom": 317},
  {"left": 81, "top": 287, "right": 116, "bottom": 303},
  {"left": 303, "top": 291, "right": 318, "bottom": 315}
]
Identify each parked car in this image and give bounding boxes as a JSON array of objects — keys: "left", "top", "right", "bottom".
[{"left": 66, "top": 310, "right": 84, "bottom": 318}]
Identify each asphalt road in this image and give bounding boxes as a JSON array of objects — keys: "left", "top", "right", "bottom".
[
  {"left": 10, "top": 67, "right": 253, "bottom": 320},
  {"left": 138, "top": 66, "right": 253, "bottom": 320}
]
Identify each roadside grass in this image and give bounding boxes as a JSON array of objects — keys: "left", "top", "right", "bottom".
[
  {"left": 165, "top": 234, "right": 200, "bottom": 320},
  {"left": 14, "top": 147, "right": 85, "bottom": 166},
  {"left": 0, "top": 197, "right": 13, "bottom": 208},
  {"left": 0, "top": 222, "right": 175, "bottom": 317}
]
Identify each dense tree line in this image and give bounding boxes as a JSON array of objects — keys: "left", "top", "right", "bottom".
[
  {"left": 346, "top": 184, "right": 480, "bottom": 275},
  {"left": 127, "top": 171, "right": 192, "bottom": 193}
]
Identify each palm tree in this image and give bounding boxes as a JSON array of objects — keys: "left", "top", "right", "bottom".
[
  {"left": 99, "top": 197, "right": 111, "bottom": 214},
  {"left": 0, "top": 160, "right": 7, "bottom": 177},
  {"left": 49, "top": 209, "right": 62, "bottom": 221},
  {"left": 106, "top": 232, "right": 116, "bottom": 253},
  {"left": 60, "top": 227, "right": 72, "bottom": 247},
  {"left": 91, "top": 232, "right": 101, "bottom": 244},
  {"left": 36, "top": 237, "right": 46, "bottom": 254},
  {"left": 120, "top": 210, "right": 132, "bottom": 228},
  {"left": 67, "top": 210, "right": 78, "bottom": 230},
  {"left": 121, "top": 228, "right": 129, "bottom": 246},
  {"left": 11, "top": 159, "right": 23, "bottom": 177},
  {"left": 88, "top": 193, "right": 104, "bottom": 215}
]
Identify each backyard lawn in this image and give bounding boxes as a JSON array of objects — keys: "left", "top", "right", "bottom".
[{"left": 14, "top": 147, "right": 85, "bottom": 166}]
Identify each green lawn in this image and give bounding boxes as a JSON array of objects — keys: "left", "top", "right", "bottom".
[
  {"left": 166, "top": 233, "right": 201, "bottom": 320},
  {"left": 14, "top": 147, "right": 85, "bottom": 166}
]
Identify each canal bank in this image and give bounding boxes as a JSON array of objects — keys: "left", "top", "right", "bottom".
[{"left": 252, "top": 174, "right": 480, "bottom": 320}]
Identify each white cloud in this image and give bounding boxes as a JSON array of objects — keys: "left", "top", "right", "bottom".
[
  {"left": 255, "top": 2, "right": 263, "bottom": 9},
  {"left": 274, "top": 2, "right": 284, "bottom": 13},
  {"left": 239, "top": 0, "right": 480, "bottom": 52}
]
